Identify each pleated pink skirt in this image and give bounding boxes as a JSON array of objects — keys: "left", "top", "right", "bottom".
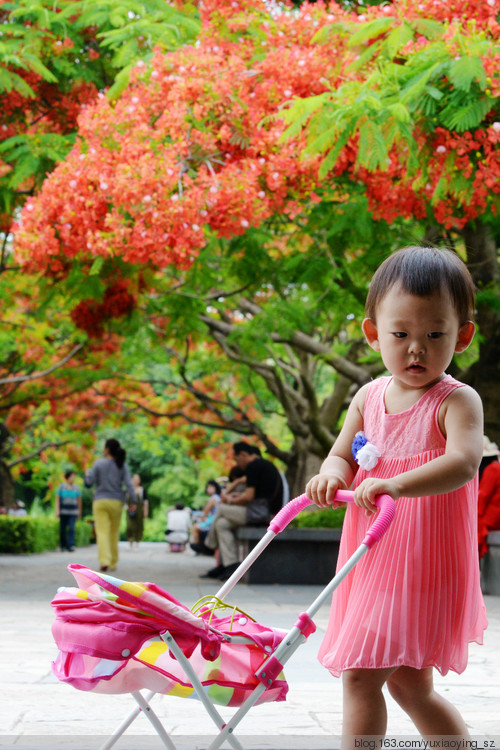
[{"left": 318, "top": 453, "right": 488, "bottom": 677}]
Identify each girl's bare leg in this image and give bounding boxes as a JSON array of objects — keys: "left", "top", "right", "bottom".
[
  {"left": 341, "top": 668, "right": 397, "bottom": 750},
  {"left": 387, "top": 666, "right": 469, "bottom": 737}
]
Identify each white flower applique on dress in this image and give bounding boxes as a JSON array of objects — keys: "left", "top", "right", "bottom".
[{"left": 351, "top": 431, "right": 381, "bottom": 471}]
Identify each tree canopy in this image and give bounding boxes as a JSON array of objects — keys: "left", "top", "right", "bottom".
[
  {"left": 0, "top": 0, "right": 202, "bottom": 503},
  {"left": 4, "top": 0, "right": 500, "bottom": 496}
]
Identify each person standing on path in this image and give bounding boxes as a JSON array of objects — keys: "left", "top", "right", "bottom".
[
  {"left": 126, "top": 473, "right": 148, "bottom": 549},
  {"left": 85, "top": 438, "right": 136, "bottom": 572},
  {"left": 306, "top": 246, "right": 487, "bottom": 746},
  {"left": 55, "top": 470, "right": 82, "bottom": 552}
]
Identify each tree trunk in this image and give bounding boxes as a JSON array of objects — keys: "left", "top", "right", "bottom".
[
  {"left": 284, "top": 440, "right": 323, "bottom": 499},
  {"left": 461, "top": 222, "right": 500, "bottom": 445},
  {"left": 0, "top": 461, "right": 14, "bottom": 510}
]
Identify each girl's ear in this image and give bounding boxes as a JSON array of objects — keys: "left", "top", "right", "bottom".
[
  {"left": 455, "top": 321, "right": 475, "bottom": 353},
  {"left": 362, "top": 318, "right": 381, "bottom": 351}
]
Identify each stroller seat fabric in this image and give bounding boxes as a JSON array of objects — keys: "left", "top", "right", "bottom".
[{"left": 51, "top": 564, "right": 288, "bottom": 706}]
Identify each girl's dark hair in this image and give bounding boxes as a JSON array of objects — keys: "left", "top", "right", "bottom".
[
  {"left": 205, "top": 479, "right": 221, "bottom": 494},
  {"left": 105, "top": 438, "right": 126, "bottom": 469},
  {"left": 365, "top": 246, "right": 476, "bottom": 324}
]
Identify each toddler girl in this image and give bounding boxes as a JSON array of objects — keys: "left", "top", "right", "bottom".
[{"left": 306, "top": 246, "right": 487, "bottom": 745}]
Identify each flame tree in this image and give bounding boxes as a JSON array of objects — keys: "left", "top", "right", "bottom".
[
  {"left": 12, "top": 0, "right": 500, "bottom": 493},
  {"left": 0, "top": 0, "right": 200, "bottom": 504}
]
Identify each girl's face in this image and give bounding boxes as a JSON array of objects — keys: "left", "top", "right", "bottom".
[
  {"left": 206, "top": 484, "right": 216, "bottom": 496},
  {"left": 362, "top": 283, "right": 474, "bottom": 391}
]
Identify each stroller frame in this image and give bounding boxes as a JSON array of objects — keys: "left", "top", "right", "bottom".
[{"left": 87, "top": 491, "right": 396, "bottom": 750}]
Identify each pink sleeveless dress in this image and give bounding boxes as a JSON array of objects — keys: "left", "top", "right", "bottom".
[{"left": 318, "top": 375, "right": 488, "bottom": 677}]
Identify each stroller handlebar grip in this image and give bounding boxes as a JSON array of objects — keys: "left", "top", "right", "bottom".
[
  {"left": 268, "top": 493, "right": 312, "bottom": 533},
  {"left": 268, "top": 490, "right": 395, "bottom": 548},
  {"left": 361, "top": 493, "right": 395, "bottom": 548}
]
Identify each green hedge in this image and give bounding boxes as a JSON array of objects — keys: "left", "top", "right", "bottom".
[
  {"left": 142, "top": 515, "right": 168, "bottom": 542},
  {"left": 0, "top": 516, "right": 92, "bottom": 554},
  {"left": 291, "top": 505, "right": 346, "bottom": 529}
]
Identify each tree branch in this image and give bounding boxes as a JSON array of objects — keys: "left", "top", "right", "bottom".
[
  {"left": 7, "top": 440, "right": 72, "bottom": 468},
  {"left": 0, "top": 344, "right": 84, "bottom": 385},
  {"left": 201, "top": 304, "right": 371, "bottom": 385}
]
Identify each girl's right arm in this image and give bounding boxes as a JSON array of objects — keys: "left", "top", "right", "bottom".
[{"left": 305, "top": 385, "right": 367, "bottom": 507}]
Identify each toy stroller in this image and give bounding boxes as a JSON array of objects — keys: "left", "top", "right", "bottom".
[{"left": 51, "top": 490, "right": 395, "bottom": 750}]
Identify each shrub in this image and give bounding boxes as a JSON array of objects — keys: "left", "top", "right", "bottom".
[
  {"left": 0, "top": 517, "right": 36, "bottom": 553},
  {"left": 0, "top": 516, "right": 92, "bottom": 553},
  {"left": 31, "top": 517, "right": 59, "bottom": 552},
  {"left": 143, "top": 515, "right": 168, "bottom": 542},
  {"left": 75, "top": 520, "right": 93, "bottom": 547},
  {"left": 291, "top": 505, "right": 346, "bottom": 529}
]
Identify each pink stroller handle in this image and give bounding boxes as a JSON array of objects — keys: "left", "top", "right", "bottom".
[
  {"left": 268, "top": 494, "right": 313, "bottom": 533},
  {"left": 269, "top": 490, "right": 395, "bottom": 549}
]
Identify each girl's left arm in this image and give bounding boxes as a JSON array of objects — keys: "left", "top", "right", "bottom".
[{"left": 355, "top": 385, "right": 483, "bottom": 513}]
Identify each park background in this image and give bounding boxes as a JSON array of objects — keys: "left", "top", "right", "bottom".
[{"left": 0, "top": 0, "right": 498, "bottom": 547}]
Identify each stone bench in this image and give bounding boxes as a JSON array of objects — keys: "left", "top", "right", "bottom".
[
  {"left": 481, "top": 531, "right": 500, "bottom": 596},
  {"left": 236, "top": 526, "right": 342, "bottom": 585}
]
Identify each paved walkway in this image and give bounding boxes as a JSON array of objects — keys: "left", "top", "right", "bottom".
[{"left": 0, "top": 542, "right": 499, "bottom": 749}]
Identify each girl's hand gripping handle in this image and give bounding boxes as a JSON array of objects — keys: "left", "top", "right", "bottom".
[{"left": 269, "top": 490, "right": 395, "bottom": 548}]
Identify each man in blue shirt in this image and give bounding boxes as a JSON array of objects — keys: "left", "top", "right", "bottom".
[{"left": 56, "top": 470, "right": 82, "bottom": 552}]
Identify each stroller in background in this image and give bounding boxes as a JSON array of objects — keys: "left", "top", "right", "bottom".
[{"left": 51, "top": 490, "right": 395, "bottom": 750}]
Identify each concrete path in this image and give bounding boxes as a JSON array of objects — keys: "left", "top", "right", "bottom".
[{"left": 0, "top": 542, "right": 499, "bottom": 749}]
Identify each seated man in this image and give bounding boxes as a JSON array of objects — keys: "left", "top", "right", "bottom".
[{"left": 199, "top": 441, "right": 283, "bottom": 581}]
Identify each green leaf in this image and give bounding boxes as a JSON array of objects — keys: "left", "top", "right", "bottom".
[
  {"left": 358, "top": 119, "right": 388, "bottom": 171},
  {"left": 448, "top": 56, "right": 487, "bottom": 92},
  {"left": 18, "top": 53, "right": 58, "bottom": 83},
  {"left": 311, "top": 20, "right": 358, "bottom": 46},
  {"left": 89, "top": 257, "right": 105, "bottom": 276},
  {"left": 347, "top": 38, "right": 384, "bottom": 72},
  {"left": 304, "top": 121, "right": 342, "bottom": 156},
  {"left": 384, "top": 22, "right": 414, "bottom": 59},
  {"left": 410, "top": 18, "right": 444, "bottom": 40},
  {"left": 387, "top": 102, "right": 411, "bottom": 123},
  {"left": 0, "top": 67, "right": 36, "bottom": 96},
  {"left": 399, "top": 62, "right": 442, "bottom": 105},
  {"left": 440, "top": 96, "right": 494, "bottom": 132},
  {"left": 106, "top": 64, "right": 135, "bottom": 99},
  {"left": 279, "top": 93, "right": 331, "bottom": 142},
  {"left": 318, "top": 122, "right": 355, "bottom": 179},
  {"left": 426, "top": 85, "right": 444, "bottom": 101},
  {"left": 348, "top": 17, "right": 395, "bottom": 48}
]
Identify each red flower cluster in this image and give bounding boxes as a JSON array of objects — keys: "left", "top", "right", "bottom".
[
  {"left": 70, "top": 300, "right": 107, "bottom": 338},
  {"left": 12, "top": 0, "right": 500, "bottom": 273},
  {"left": 70, "top": 281, "right": 136, "bottom": 338},
  {"left": 13, "top": 1, "right": 350, "bottom": 274}
]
